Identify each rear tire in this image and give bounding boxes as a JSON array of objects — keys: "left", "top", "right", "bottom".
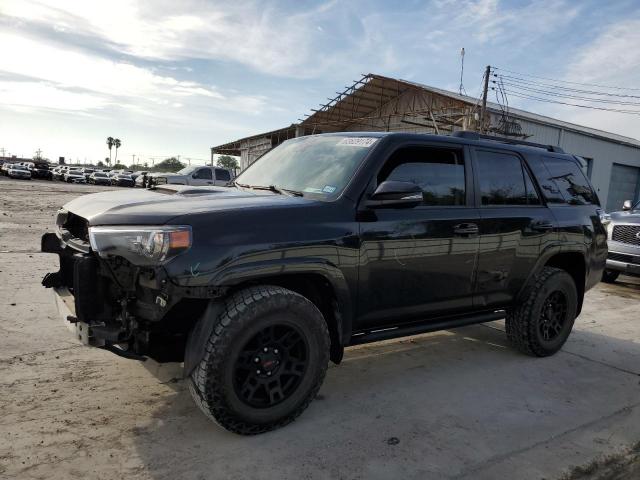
[
  {"left": 506, "top": 267, "right": 578, "bottom": 357},
  {"left": 189, "top": 285, "right": 330, "bottom": 435},
  {"left": 601, "top": 269, "right": 620, "bottom": 284}
]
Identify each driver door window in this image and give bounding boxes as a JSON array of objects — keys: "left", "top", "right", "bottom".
[
  {"left": 378, "top": 148, "right": 466, "bottom": 206},
  {"left": 192, "top": 168, "right": 213, "bottom": 185}
]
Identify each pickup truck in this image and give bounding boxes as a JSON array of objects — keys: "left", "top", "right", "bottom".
[
  {"left": 149, "top": 166, "right": 232, "bottom": 187},
  {"left": 41, "top": 131, "right": 606, "bottom": 435}
]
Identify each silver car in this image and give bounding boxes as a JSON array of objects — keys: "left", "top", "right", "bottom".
[
  {"left": 7, "top": 164, "right": 32, "bottom": 180},
  {"left": 602, "top": 199, "right": 640, "bottom": 282}
]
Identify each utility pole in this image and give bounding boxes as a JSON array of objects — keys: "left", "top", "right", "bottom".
[
  {"left": 479, "top": 65, "right": 491, "bottom": 133},
  {"left": 131, "top": 154, "right": 136, "bottom": 165}
]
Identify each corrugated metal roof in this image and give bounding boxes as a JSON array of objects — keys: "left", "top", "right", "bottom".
[
  {"left": 212, "top": 73, "right": 640, "bottom": 151},
  {"left": 400, "top": 78, "right": 640, "bottom": 148}
]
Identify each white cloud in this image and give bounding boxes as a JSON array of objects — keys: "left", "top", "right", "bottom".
[
  {"left": 0, "top": 31, "right": 266, "bottom": 115},
  {"left": 554, "top": 18, "right": 640, "bottom": 140},
  {"left": 1, "top": 0, "right": 341, "bottom": 78}
]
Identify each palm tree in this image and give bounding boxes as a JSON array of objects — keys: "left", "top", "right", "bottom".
[
  {"left": 114, "top": 138, "right": 121, "bottom": 164},
  {"left": 106, "top": 137, "right": 114, "bottom": 165}
]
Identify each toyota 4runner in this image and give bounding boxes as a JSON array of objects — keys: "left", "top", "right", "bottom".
[{"left": 41, "top": 131, "right": 607, "bottom": 434}]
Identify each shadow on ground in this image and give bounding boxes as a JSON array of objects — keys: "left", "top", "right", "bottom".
[{"left": 130, "top": 322, "right": 640, "bottom": 480}]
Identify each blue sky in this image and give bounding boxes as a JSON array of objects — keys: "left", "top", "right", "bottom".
[{"left": 1, "top": 0, "right": 639, "bottom": 165}]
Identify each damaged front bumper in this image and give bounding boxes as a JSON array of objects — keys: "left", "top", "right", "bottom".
[
  {"left": 51, "top": 285, "right": 95, "bottom": 346},
  {"left": 41, "top": 231, "right": 146, "bottom": 359}
]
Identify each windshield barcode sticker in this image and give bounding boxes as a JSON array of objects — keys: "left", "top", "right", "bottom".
[{"left": 337, "top": 137, "right": 378, "bottom": 147}]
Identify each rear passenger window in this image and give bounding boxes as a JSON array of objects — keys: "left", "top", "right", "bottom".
[
  {"left": 215, "top": 168, "right": 231, "bottom": 182},
  {"left": 193, "top": 168, "right": 212, "bottom": 180},
  {"left": 476, "top": 150, "right": 540, "bottom": 206},
  {"left": 542, "top": 157, "right": 597, "bottom": 205},
  {"left": 379, "top": 147, "right": 465, "bottom": 206}
]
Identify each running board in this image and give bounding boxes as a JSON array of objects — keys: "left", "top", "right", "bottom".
[{"left": 349, "top": 311, "right": 505, "bottom": 346}]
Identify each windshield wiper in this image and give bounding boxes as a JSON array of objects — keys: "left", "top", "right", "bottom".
[{"left": 234, "top": 183, "right": 303, "bottom": 197}]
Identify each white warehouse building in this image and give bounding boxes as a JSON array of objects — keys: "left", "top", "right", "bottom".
[{"left": 212, "top": 73, "right": 640, "bottom": 211}]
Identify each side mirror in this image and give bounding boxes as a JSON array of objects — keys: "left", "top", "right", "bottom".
[
  {"left": 622, "top": 200, "right": 633, "bottom": 211},
  {"left": 192, "top": 173, "right": 198, "bottom": 179},
  {"left": 367, "top": 181, "right": 422, "bottom": 208}
]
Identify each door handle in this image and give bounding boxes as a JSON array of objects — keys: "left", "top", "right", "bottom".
[
  {"left": 453, "top": 223, "right": 479, "bottom": 236},
  {"left": 532, "top": 221, "right": 554, "bottom": 232}
]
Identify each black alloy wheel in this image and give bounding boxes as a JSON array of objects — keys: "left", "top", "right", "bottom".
[
  {"left": 506, "top": 266, "right": 578, "bottom": 357},
  {"left": 188, "top": 285, "right": 330, "bottom": 434},
  {"left": 233, "top": 324, "right": 308, "bottom": 408},
  {"left": 538, "top": 291, "right": 568, "bottom": 342}
]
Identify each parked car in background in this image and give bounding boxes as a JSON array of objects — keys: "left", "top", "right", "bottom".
[
  {"left": 88, "top": 171, "right": 112, "bottom": 185},
  {"left": 7, "top": 164, "right": 32, "bottom": 180},
  {"left": 30, "top": 163, "right": 53, "bottom": 180},
  {"left": 130, "top": 170, "right": 148, "bottom": 182},
  {"left": 601, "top": 199, "right": 640, "bottom": 282},
  {"left": 111, "top": 173, "right": 135, "bottom": 187},
  {"left": 1, "top": 163, "right": 12, "bottom": 176},
  {"left": 81, "top": 168, "right": 95, "bottom": 181},
  {"left": 53, "top": 166, "right": 68, "bottom": 181},
  {"left": 64, "top": 168, "right": 86, "bottom": 184},
  {"left": 149, "top": 166, "right": 232, "bottom": 187}
]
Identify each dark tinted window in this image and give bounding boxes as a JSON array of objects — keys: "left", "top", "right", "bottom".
[
  {"left": 193, "top": 168, "right": 212, "bottom": 180},
  {"left": 215, "top": 168, "right": 231, "bottom": 181},
  {"left": 476, "top": 150, "right": 540, "bottom": 206},
  {"left": 542, "top": 157, "right": 597, "bottom": 205},
  {"left": 380, "top": 147, "right": 465, "bottom": 206}
]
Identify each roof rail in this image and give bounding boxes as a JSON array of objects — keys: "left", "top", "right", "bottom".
[{"left": 451, "top": 131, "right": 565, "bottom": 153}]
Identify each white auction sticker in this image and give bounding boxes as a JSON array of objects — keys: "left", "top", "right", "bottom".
[{"left": 337, "top": 137, "right": 379, "bottom": 147}]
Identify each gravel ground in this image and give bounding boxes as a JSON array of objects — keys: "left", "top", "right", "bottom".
[{"left": 1, "top": 176, "right": 639, "bottom": 480}]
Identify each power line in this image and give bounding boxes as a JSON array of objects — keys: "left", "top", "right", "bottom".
[
  {"left": 493, "top": 66, "right": 640, "bottom": 92},
  {"left": 496, "top": 89, "right": 640, "bottom": 115},
  {"left": 496, "top": 74, "right": 640, "bottom": 100},
  {"left": 498, "top": 82, "right": 640, "bottom": 107}
]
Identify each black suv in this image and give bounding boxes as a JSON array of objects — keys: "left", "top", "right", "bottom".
[{"left": 41, "top": 131, "right": 607, "bottom": 434}]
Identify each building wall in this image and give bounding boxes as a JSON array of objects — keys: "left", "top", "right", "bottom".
[{"left": 239, "top": 136, "right": 273, "bottom": 170}]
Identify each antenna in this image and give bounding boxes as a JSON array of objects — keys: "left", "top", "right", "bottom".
[{"left": 458, "top": 48, "right": 466, "bottom": 95}]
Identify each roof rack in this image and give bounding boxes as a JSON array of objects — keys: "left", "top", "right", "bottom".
[{"left": 451, "top": 131, "right": 565, "bottom": 153}]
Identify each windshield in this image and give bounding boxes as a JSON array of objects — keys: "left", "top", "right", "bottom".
[
  {"left": 235, "top": 135, "right": 379, "bottom": 198},
  {"left": 94, "top": 172, "right": 106, "bottom": 177},
  {"left": 177, "top": 165, "right": 198, "bottom": 175},
  {"left": 13, "top": 165, "right": 28, "bottom": 171}
]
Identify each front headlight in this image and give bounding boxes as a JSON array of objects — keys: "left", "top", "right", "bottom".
[{"left": 88, "top": 226, "right": 191, "bottom": 265}]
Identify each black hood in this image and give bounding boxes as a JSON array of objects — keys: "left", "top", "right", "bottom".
[{"left": 63, "top": 185, "right": 311, "bottom": 226}]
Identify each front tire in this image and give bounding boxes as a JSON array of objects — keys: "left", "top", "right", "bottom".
[
  {"left": 601, "top": 269, "right": 620, "bottom": 283},
  {"left": 189, "top": 285, "right": 330, "bottom": 435},
  {"left": 506, "top": 267, "right": 578, "bottom": 357}
]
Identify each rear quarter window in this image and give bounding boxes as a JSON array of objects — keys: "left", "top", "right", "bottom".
[{"left": 541, "top": 156, "right": 598, "bottom": 205}]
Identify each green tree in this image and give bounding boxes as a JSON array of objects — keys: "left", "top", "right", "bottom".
[
  {"left": 112, "top": 163, "right": 127, "bottom": 169},
  {"left": 113, "top": 138, "right": 121, "bottom": 163},
  {"left": 216, "top": 155, "right": 239, "bottom": 171},
  {"left": 151, "top": 157, "right": 185, "bottom": 172},
  {"left": 106, "top": 137, "right": 114, "bottom": 165},
  {"left": 97, "top": 161, "right": 105, "bottom": 167}
]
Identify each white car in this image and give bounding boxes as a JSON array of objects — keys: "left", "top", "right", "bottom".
[
  {"left": 149, "top": 166, "right": 233, "bottom": 187},
  {"left": 7, "top": 164, "right": 32, "bottom": 180},
  {"left": 64, "top": 169, "right": 86, "bottom": 183}
]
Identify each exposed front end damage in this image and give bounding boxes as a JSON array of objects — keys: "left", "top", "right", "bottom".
[{"left": 41, "top": 210, "right": 222, "bottom": 363}]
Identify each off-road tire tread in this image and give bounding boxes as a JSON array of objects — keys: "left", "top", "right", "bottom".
[
  {"left": 505, "top": 266, "right": 575, "bottom": 357},
  {"left": 189, "top": 285, "right": 330, "bottom": 435}
]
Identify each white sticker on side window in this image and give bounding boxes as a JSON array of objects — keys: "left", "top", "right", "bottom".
[{"left": 337, "top": 137, "right": 378, "bottom": 147}]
